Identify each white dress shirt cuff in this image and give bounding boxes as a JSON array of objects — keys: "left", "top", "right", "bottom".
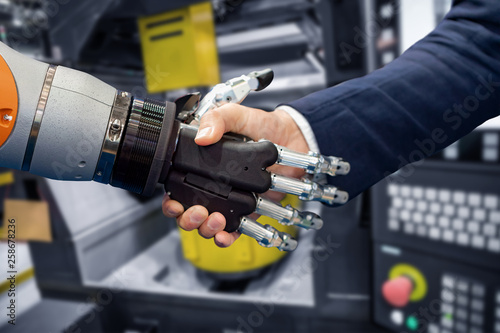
[{"left": 275, "top": 105, "right": 320, "bottom": 153}]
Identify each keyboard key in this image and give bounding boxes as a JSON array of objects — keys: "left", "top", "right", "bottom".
[
  {"left": 425, "top": 214, "right": 437, "bottom": 226},
  {"left": 393, "top": 197, "right": 403, "bottom": 208},
  {"left": 484, "top": 132, "right": 499, "bottom": 145},
  {"left": 456, "top": 307, "right": 468, "bottom": 320},
  {"left": 497, "top": 292, "right": 500, "bottom": 303},
  {"left": 473, "top": 209, "right": 487, "bottom": 221},
  {"left": 427, "top": 323, "right": 439, "bottom": 333},
  {"left": 412, "top": 186, "right": 424, "bottom": 199},
  {"left": 443, "top": 229, "right": 455, "bottom": 243},
  {"left": 470, "top": 313, "right": 483, "bottom": 326},
  {"left": 416, "top": 200, "right": 428, "bottom": 212},
  {"left": 457, "top": 295, "right": 469, "bottom": 306},
  {"left": 483, "top": 147, "right": 498, "bottom": 162},
  {"left": 483, "top": 223, "right": 497, "bottom": 237},
  {"left": 470, "top": 327, "right": 483, "bottom": 333},
  {"left": 416, "top": 225, "right": 427, "bottom": 237},
  {"left": 388, "top": 184, "right": 399, "bottom": 196},
  {"left": 442, "top": 289, "right": 455, "bottom": 302},
  {"left": 426, "top": 188, "right": 438, "bottom": 201},
  {"left": 430, "top": 202, "right": 441, "bottom": 214},
  {"left": 413, "top": 213, "right": 423, "bottom": 225},
  {"left": 469, "top": 193, "right": 482, "bottom": 207},
  {"left": 404, "top": 223, "right": 415, "bottom": 235},
  {"left": 488, "top": 238, "right": 500, "bottom": 252},
  {"left": 455, "top": 321, "right": 468, "bottom": 333},
  {"left": 457, "top": 281, "right": 469, "bottom": 293},
  {"left": 443, "top": 204, "right": 455, "bottom": 216},
  {"left": 404, "top": 199, "right": 416, "bottom": 210},
  {"left": 496, "top": 308, "right": 500, "bottom": 318},
  {"left": 400, "top": 210, "right": 411, "bottom": 221},
  {"left": 452, "top": 219, "right": 465, "bottom": 231},
  {"left": 457, "top": 233, "right": 470, "bottom": 246},
  {"left": 442, "top": 275, "right": 455, "bottom": 289},
  {"left": 471, "top": 299, "right": 484, "bottom": 312},
  {"left": 467, "top": 221, "right": 481, "bottom": 234},
  {"left": 429, "top": 227, "right": 441, "bottom": 240},
  {"left": 453, "top": 191, "right": 467, "bottom": 205},
  {"left": 458, "top": 207, "right": 471, "bottom": 219},
  {"left": 439, "top": 190, "right": 451, "bottom": 202},
  {"left": 441, "top": 302, "right": 454, "bottom": 314},
  {"left": 471, "top": 284, "right": 485, "bottom": 298},
  {"left": 441, "top": 315, "right": 453, "bottom": 328},
  {"left": 389, "top": 219, "right": 399, "bottom": 231},
  {"left": 439, "top": 216, "right": 451, "bottom": 228},
  {"left": 401, "top": 185, "right": 411, "bottom": 197},
  {"left": 471, "top": 235, "right": 485, "bottom": 249},
  {"left": 490, "top": 211, "right": 500, "bottom": 224},
  {"left": 484, "top": 194, "right": 498, "bottom": 209},
  {"left": 496, "top": 322, "right": 500, "bottom": 333}
]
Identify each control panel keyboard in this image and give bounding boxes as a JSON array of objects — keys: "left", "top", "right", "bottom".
[
  {"left": 372, "top": 160, "right": 500, "bottom": 332},
  {"left": 372, "top": 161, "right": 500, "bottom": 271},
  {"left": 387, "top": 184, "right": 500, "bottom": 254}
]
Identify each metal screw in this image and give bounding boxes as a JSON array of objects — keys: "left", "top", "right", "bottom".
[
  {"left": 97, "top": 171, "right": 103, "bottom": 177},
  {"left": 3, "top": 115, "right": 12, "bottom": 121},
  {"left": 110, "top": 119, "right": 121, "bottom": 133}
]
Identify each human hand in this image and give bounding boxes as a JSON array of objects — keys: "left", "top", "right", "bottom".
[{"left": 162, "top": 103, "right": 310, "bottom": 248}]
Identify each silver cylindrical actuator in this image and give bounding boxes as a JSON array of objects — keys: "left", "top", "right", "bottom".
[{"left": 0, "top": 42, "right": 178, "bottom": 196}]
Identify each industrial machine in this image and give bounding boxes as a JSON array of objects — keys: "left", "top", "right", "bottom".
[
  {"left": 1, "top": 0, "right": 498, "bottom": 332},
  {"left": 0, "top": 1, "right": 382, "bottom": 332},
  {"left": 372, "top": 125, "right": 500, "bottom": 333}
]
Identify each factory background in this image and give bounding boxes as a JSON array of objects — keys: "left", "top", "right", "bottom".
[{"left": 0, "top": 0, "right": 499, "bottom": 332}]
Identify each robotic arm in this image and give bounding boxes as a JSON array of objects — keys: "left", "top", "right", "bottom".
[{"left": 0, "top": 42, "right": 350, "bottom": 251}]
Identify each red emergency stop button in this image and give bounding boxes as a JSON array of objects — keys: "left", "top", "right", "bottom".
[{"left": 382, "top": 276, "right": 413, "bottom": 308}]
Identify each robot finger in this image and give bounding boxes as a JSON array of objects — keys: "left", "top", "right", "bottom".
[
  {"left": 270, "top": 173, "right": 349, "bottom": 205},
  {"left": 254, "top": 196, "right": 323, "bottom": 230},
  {"left": 274, "top": 144, "right": 350, "bottom": 176},
  {"left": 238, "top": 216, "right": 297, "bottom": 252}
]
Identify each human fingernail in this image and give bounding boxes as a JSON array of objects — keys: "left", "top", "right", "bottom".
[
  {"left": 214, "top": 234, "right": 226, "bottom": 247},
  {"left": 167, "top": 207, "right": 180, "bottom": 216},
  {"left": 195, "top": 127, "right": 213, "bottom": 140},
  {"left": 190, "top": 208, "right": 205, "bottom": 224},
  {"left": 207, "top": 217, "right": 222, "bottom": 231}
]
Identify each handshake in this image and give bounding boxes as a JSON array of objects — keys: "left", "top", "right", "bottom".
[{"left": 162, "top": 70, "right": 351, "bottom": 251}]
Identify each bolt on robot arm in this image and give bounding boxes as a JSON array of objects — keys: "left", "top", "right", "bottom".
[{"left": 0, "top": 42, "right": 351, "bottom": 251}]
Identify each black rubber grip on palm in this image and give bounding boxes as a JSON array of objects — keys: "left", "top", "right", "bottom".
[
  {"left": 165, "top": 170, "right": 257, "bottom": 233},
  {"left": 171, "top": 127, "right": 278, "bottom": 193}
]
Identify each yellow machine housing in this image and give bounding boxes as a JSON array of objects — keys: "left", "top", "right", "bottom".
[
  {"left": 138, "top": 2, "right": 220, "bottom": 93},
  {"left": 179, "top": 195, "right": 299, "bottom": 274}
]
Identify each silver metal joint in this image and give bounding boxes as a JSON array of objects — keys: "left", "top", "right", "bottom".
[
  {"left": 255, "top": 196, "right": 323, "bottom": 230},
  {"left": 93, "top": 90, "right": 131, "bottom": 184},
  {"left": 275, "top": 145, "right": 351, "bottom": 176},
  {"left": 22, "top": 64, "right": 57, "bottom": 171},
  {"left": 270, "top": 174, "right": 349, "bottom": 205},
  {"left": 239, "top": 217, "right": 297, "bottom": 251}
]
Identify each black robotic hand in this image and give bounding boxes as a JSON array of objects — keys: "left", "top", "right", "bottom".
[{"left": 161, "top": 70, "right": 351, "bottom": 251}]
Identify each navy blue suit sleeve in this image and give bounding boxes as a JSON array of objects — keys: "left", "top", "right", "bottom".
[{"left": 287, "top": 0, "right": 500, "bottom": 200}]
